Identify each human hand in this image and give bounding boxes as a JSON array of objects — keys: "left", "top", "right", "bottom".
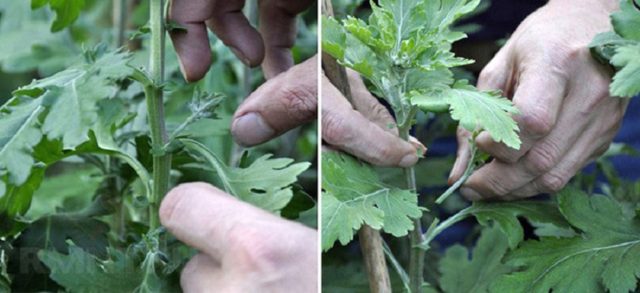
[
  {"left": 231, "top": 55, "right": 317, "bottom": 146},
  {"left": 322, "top": 70, "right": 426, "bottom": 167},
  {"left": 169, "top": 0, "right": 314, "bottom": 81},
  {"left": 160, "top": 183, "right": 317, "bottom": 293},
  {"left": 450, "top": 0, "right": 628, "bottom": 201}
]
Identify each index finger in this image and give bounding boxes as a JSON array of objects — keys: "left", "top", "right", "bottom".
[{"left": 258, "top": 0, "right": 314, "bottom": 79}]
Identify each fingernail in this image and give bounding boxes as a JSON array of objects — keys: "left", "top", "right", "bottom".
[
  {"left": 410, "top": 141, "right": 427, "bottom": 157},
  {"left": 230, "top": 47, "right": 250, "bottom": 66},
  {"left": 399, "top": 154, "right": 419, "bottom": 168},
  {"left": 448, "top": 160, "right": 460, "bottom": 185},
  {"left": 460, "top": 187, "right": 482, "bottom": 201},
  {"left": 231, "top": 113, "right": 275, "bottom": 147}
]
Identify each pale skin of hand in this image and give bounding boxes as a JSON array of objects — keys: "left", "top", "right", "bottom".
[
  {"left": 449, "top": 0, "right": 627, "bottom": 201},
  {"left": 169, "top": 0, "right": 313, "bottom": 81},
  {"left": 166, "top": 1, "right": 423, "bottom": 289},
  {"left": 322, "top": 70, "right": 426, "bottom": 168},
  {"left": 162, "top": 61, "right": 424, "bottom": 292},
  {"left": 160, "top": 183, "right": 317, "bottom": 293}
]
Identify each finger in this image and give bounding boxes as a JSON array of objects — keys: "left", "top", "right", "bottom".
[
  {"left": 181, "top": 254, "right": 227, "bottom": 293},
  {"left": 258, "top": 0, "right": 313, "bottom": 78},
  {"left": 449, "top": 127, "right": 473, "bottom": 184},
  {"left": 231, "top": 56, "right": 318, "bottom": 146},
  {"left": 205, "top": 0, "right": 264, "bottom": 68},
  {"left": 462, "top": 92, "right": 588, "bottom": 201},
  {"left": 346, "top": 70, "right": 398, "bottom": 134},
  {"left": 476, "top": 43, "right": 512, "bottom": 93},
  {"left": 160, "top": 182, "right": 287, "bottom": 261},
  {"left": 168, "top": 0, "right": 216, "bottom": 82},
  {"left": 511, "top": 92, "right": 626, "bottom": 198},
  {"left": 510, "top": 130, "right": 610, "bottom": 198},
  {"left": 322, "top": 76, "right": 420, "bottom": 168},
  {"left": 477, "top": 66, "right": 568, "bottom": 163}
]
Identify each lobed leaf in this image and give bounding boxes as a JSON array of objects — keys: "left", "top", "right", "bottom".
[
  {"left": 493, "top": 188, "right": 640, "bottom": 293},
  {"left": 181, "top": 139, "right": 310, "bottom": 213},
  {"left": 609, "top": 44, "right": 640, "bottom": 97},
  {"left": 321, "top": 152, "right": 421, "bottom": 250},
  {"left": 611, "top": 0, "right": 640, "bottom": 42},
  {"left": 471, "top": 201, "right": 572, "bottom": 249},
  {"left": 439, "top": 225, "right": 512, "bottom": 293},
  {"left": 419, "top": 80, "right": 521, "bottom": 149},
  {"left": 40, "top": 246, "right": 143, "bottom": 293},
  {"left": 0, "top": 98, "right": 44, "bottom": 188}
]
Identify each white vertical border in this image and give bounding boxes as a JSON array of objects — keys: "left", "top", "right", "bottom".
[{"left": 316, "top": 0, "right": 323, "bottom": 292}]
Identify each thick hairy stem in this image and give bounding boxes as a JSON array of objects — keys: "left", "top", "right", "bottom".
[
  {"left": 399, "top": 124, "right": 425, "bottom": 293},
  {"left": 147, "top": 0, "right": 170, "bottom": 231}
]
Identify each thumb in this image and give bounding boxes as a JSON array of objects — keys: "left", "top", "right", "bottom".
[{"left": 231, "top": 56, "right": 318, "bottom": 146}]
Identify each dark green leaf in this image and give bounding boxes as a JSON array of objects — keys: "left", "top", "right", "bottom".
[
  {"left": 493, "top": 188, "right": 640, "bottom": 293},
  {"left": 439, "top": 225, "right": 512, "bottom": 293}
]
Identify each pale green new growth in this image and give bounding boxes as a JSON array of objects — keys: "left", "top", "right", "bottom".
[
  {"left": 322, "top": 0, "right": 521, "bottom": 146},
  {"left": 321, "top": 152, "right": 422, "bottom": 251}
]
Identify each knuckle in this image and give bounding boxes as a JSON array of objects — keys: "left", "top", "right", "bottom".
[
  {"left": 478, "top": 68, "right": 495, "bottom": 84},
  {"left": 322, "top": 112, "right": 352, "bottom": 145},
  {"left": 520, "top": 111, "right": 554, "bottom": 137},
  {"left": 483, "top": 176, "right": 510, "bottom": 197},
  {"left": 539, "top": 172, "right": 568, "bottom": 193},
  {"left": 278, "top": 84, "right": 317, "bottom": 122},
  {"left": 526, "top": 143, "right": 560, "bottom": 174}
]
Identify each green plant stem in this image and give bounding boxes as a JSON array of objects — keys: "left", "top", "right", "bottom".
[
  {"left": 435, "top": 141, "right": 477, "bottom": 204},
  {"left": 113, "top": 0, "right": 127, "bottom": 47},
  {"left": 399, "top": 118, "right": 425, "bottom": 293},
  {"left": 421, "top": 206, "right": 474, "bottom": 248},
  {"left": 147, "top": 0, "right": 170, "bottom": 231}
]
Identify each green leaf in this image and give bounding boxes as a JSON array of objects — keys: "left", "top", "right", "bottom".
[
  {"left": 445, "top": 80, "right": 521, "bottom": 149},
  {"left": 0, "top": 98, "right": 44, "bottom": 187},
  {"left": 611, "top": 0, "right": 640, "bottom": 41},
  {"left": 180, "top": 139, "right": 310, "bottom": 213},
  {"left": 609, "top": 44, "right": 640, "bottom": 97},
  {"left": 493, "top": 188, "right": 640, "bottom": 293},
  {"left": 439, "top": 225, "right": 512, "bottom": 293},
  {"left": 321, "top": 152, "right": 421, "bottom": 250},
  {"left": 15, "top": 214, "right": 110, "bottom": 259},
  {"left": 322, "top": 16, "right": 346, "bottom": 60},
  {"left": 39, "top": 246, "right": 143, "bottom": 293},
  {"left": 25, "top": 167, "right": 102, "bottom": 220},
  {"left": 36, "top": 51, "right": 133, "bottom": 149},
  {"left": 471, "top": 201, "right": 572, "bottom": 249},
  {"left": 31, "top": 0, "right": 86, "bottom": 32}
]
